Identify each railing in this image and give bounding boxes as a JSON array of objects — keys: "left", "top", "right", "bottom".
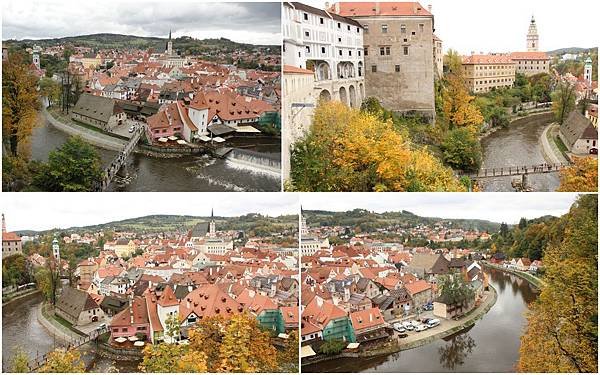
[{"left": 464, "top": 162, "right": 569, "bottom": 179}]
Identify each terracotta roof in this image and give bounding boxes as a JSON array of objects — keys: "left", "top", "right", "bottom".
[
  {"left": 236, "top": 289, "right": 278, "bottom": 315},
  {"left": 509, "top": 51, "right": 550, "bottom": 60},
  {"left": 179, "top": 284, "right": 244, "bottom": 321},
  {"left": 2, "top": 232, "right": 21, "bottom": 241},
  {"left": 283, "top": 65, "right": 314, "bottom": 75},
  {"left": 110, "top": 296, "right": 149, "bottom": 327},
  {"left": 302, "top": 296, "right": 346, "bottom": 329},
  {"left": 462, "top": 54, "right": 515, "bottom": 65},
  {"left": 144, "top": 291, "right": 163, "bottom": 332},
  {"left": 280, "top": 306, "right": 299, "bottom": 326},
  {"left": 404, "top": 279, "right": 432, "bottom": 295},
  {"left": 350, "top": 307, "right": 384, "bottom": 331},
  {"left": 330, "top": 2, "right": 432, "bottom": 17},
  {"left": 157, "top": 285, "right": 179, "bottom": 307}
]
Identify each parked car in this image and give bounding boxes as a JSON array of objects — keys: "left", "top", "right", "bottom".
[
  {"left": 421, "top": 318, "right": 432, "bottom": 324},
  {"left": 401, "top": 321, "right": 414, "bottom": 330},
  {"left": 128, "top": 125, "right": 136, "bottom": 133},
  {"left": 427, "top": 319, "right": 441, "bottom": 328},
  {"left": 409, "top": 320, "right": 420, "bottom": 327},
  {"left": 393, "top": 324, "right": 406, "bottom": 333},
  {"left": 423, "top": 303, "right": 434, "bottom": 311},
  {"left": 415, "top": 324, "right": 429, "bottom": 332},
  {"left": 590, "top": 148, "right": 598, "bottom": 155}
]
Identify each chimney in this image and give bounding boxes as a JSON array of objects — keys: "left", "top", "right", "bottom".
[
  {"left": 428, "top": 4, "right": 432, "bottom": 13},
  {"left": 375, "top": 2, "right": 380, "bottom": 14},
  {"left": 187, "top": 300, "right": 190, "bottom": 309},
  {"left": 325, "top": 1, "right": 330, "bottom": 10},
  {"left": 369, "top": 313, "right": 373, "bottom": 322}
]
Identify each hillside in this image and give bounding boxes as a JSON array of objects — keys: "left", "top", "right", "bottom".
[
  {"left": 15, "top": 213, "right": 298, "bottom": 236},
  {"left": 3, "top": 33, "right": 280, "bottom": 53},
  {"left": 547, "top": 47, "right": 597, "bottom": 55},
  {"left": 303, "top": 209, "right": 502, "bottom": 233}
]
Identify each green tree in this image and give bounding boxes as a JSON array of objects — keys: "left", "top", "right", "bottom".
[
  {"left": 551, "top": 82, "right": 576, "bottom": 125},
  {"left": 32, "top": 136, "right": 103, "bottom": 191},
  {"left": 38, "top": 348, "right": 85, "bottom": 373},
  {"left": 39, "top": 77, "right": 61, "bottom": 107},
  {"left": 319, "top": 339, "right": 347, "bottom": 355},
  {"left": 165, "top": 313, "right": 181, "bottom": 343},
  {"left": 441, "top": 127, "right": 482, "bottom": 172},
  {"left": 437, "top": 273, "right": 475, "bottom": 306}
]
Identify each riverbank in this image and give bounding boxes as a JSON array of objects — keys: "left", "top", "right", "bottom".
[
  {"left": 483, "top": 261, "right": 545, "bottom": 289},
  {"left": 2, "top": 288, "right": 40, "bottom": 306},
  {"left": 479, "top": 110, "right": 553, "bottom": 141},
  {"left": 540, "top": 123, "right": 570, "bottom": 164},
  {"left": 37, "top": 303, "right": 84, "bottom": 343},
  {"left": 303, "top": 284, "right": 498, "bottom": 366}
]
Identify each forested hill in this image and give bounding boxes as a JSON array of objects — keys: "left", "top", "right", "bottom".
[
  {"left": 302, "top": 209, "right": 502, "bottom": 233},
  {"left": 16, "top": 213, "right": 298, "bottom": 236},
  {"left": 4, "top": 33, "right": 280, "bottom": 52}
]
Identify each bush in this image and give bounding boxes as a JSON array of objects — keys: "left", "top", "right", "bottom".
[
  {"left": 319, "top": 339, "right": 347, "bottom": 355},
  {"left": 441, "top": 128, "right": 482, "bottom": 172}
]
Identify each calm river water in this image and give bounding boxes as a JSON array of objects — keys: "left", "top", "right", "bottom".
[
  {"left": 2, "top": 292, "right": 139, "bottom": 372},
  {"left": 303, "top": 268, "right": 539, "bottom": 373},
  {"left": 480, "top": 113, "right": 559, "bottom": 192},
  {"left": 29, "top": 117, "right": 281, "bottom": 192}
]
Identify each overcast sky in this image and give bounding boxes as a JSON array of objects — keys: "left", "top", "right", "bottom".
[
  {"left": 301, "top": 193, "right": 581, "bottom": 224},
  {"left": 302, "top": 0, "right": 598, "bottom": 54},
  {"left": 2, "top": 0, "right": 281, "bottom": 45},
  {"left": 2, "top": 193, "right": 299, "bottom": 232}
]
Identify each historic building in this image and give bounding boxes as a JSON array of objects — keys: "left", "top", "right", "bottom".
[
  {"left": 510, "top": 52, "right": 550, "bottom": 76},
  {"left": 71, "top": 93, "right": 126, "bottom": 131},
  {"left": 330, "top": 2, "right": 436, "bottom": 120},
  {"left": 2, "top": 214, "right": 22, "bottom": 259},
  {"left": 283, "top": 2, "right": 365, "bottom": 107},
  {"left": 462, "top": 54, "right": 516, "bottom": 93},
  {"left": 161, "top": 30, "right": 186, "bottom": 68},
  {"left": 526, "top": 15, "right": 539, "bottom": 52},
  {"left": 559, "top": 110, "right": 598, "bottom": 154},
  {"left": 282, "top": 65, "right": 316, "bottom": 180}
]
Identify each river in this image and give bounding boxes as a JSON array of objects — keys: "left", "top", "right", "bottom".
[
  {"left": 29, "top": 116, "right": 281, "bottom": 192},
  {"left": 480, "top": 112, "right": 559, "bottom": 192},
  {"left": 303, "top": 268, "right": 539, "bottom": 372},
  {"left": 2, "top": 292, "right": 139, "bottom": 373}
]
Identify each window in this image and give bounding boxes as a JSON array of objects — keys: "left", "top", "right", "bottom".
[
  {"left": 419, "top": 24, "right": 424, "bottom": 32},
  {"left": 357, "top": 27, "right": 360, "bottom": 33},
  {"left": 337, "top": 22, "right": 341, "bottom": 28},
  {"left": 347, "top": 25, "right": 351, "bottom": 31},
  {"left": 349, "top": 50, "right": 352, "bottom": 56},
  {"left": 412, "top": 31, "right": 416, "bottom": 35},
  {"left": 305, "top": 31, "right": 310, "bottom": 37},
  {"left": 401, "top": 24, "right": 406, "bottom": 33},
  {"left": 371, "top": 65, "right": 377, "bottom": 72},
  {"left": 364, "top": 24, "right": 369, "bottom": 33},
  {"left": 339, "top": 50, "right": 342, "bottom": 56},
  {"left": 303, "top": 13, "right": 308, "bottom": 21},
  {"left": 338, "top": 37, "right": 342, "bottom": 42},
  {"left": 381, "top": 24, "right": 388, "bottom": 33},
  {"left": 364, "top": 47, "right": 368, "bottom": 56},
  {"left": 403, "top": 46, "right": 409, "bottom": 55},
  {"left": 395, "top": 65, "right": 400, "bottom": 72},
  {"left": 306, "top": 46, "right": 310, "bottom": 53},
  {"left": 320, "top": 17, "right": 324, "bottom": 24},
  {"left": 321, "top": 46, "right": 326, "bottom": 54},
  {"left": 404, "top": 38, "right": 408, "bottom": 42},
  {"left": 380, "top": 47, "right": 385, "bottom": 56},
  {"left": 358, "top": 50, "right": 361, "bottom": 57}
]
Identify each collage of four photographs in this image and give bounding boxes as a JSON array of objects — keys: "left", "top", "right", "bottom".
[{"left": 1, "top": 0, "right": 598, "bottom": 374}]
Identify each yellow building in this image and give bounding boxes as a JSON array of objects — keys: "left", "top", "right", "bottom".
[
  {"left": 114, "top": 238, "right": 135, "bottom": 258},
  {"left": 462, "top": 54, "right": 516, "bottom": 93},
  {"left": 80, "top": 53, "right": 102, "bottom": 69},
  {"left": 509, "top": 52, "right": 550, "bottom": 76}
]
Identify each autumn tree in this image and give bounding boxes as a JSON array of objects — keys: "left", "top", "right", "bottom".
[
  {"left": 557, "top": 156, "right": 598, "bottom": 192},
  {"left": 165, "top": 313, "right": 181, "bottom": 343},
  {"left": 2, "top": 51, "right": 40, "bottom": 158},
  {"left": 278, "top": 330, "right": 299, "bottom": 373},
  {"left": 444, "top": 49, "right": 463, "bottom": 75},
  {"left": 551, "top": 81, "right": 576, "bottom": 125},
  {"left": 9, "top": 347, "right": 30, "bottom": 373},
  {"left": 38, "top": 348, "right": 85, "bottom": 373},
  {"left": 188, "top": 315, "right": 225, "bottom": 370},
  {"left": 139, "top": 343, "right": 206, "bottom": 373},
  {"left": 39, "top": 77, "right": 61, "bottom": 107},
  {"left": 442, "top": 73, "right": 484, "bottom": 133},
  {"left": 518, "top": 194, "right": 598, "bottom": 373},
  {"left": 290, "top": 101, "right": 466, "bottom": 192},
  {"left": 218, "top": 314, "right": 278, "bottom": 373}
]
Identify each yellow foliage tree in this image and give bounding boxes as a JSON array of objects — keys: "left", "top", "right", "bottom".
[
  {"left": 518, "top": 195, "right": 597, "bottom": 372},
  {"left": 442, "top": 74, "right": 484, "bottom": 133},
  {"left": 557, "top": 156, "right": 598, "bottom": 192},
  {"left": 2, "top": 52, "right": 40, "bottom": 159},
  {"left": 292, "top": 101, "right": 466, "bottom": 191},
  {"left": 188, "top": 315, "right": 225, "bottom": 371},
  {"left": 9, "top": 346, "right": 30, "bottom": 373},
  {"left": 38, "top": 348, "right": 85, "bottom": 373}
]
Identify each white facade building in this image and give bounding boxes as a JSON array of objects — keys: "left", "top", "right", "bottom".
[{"left": 283, "top": 1, "right": 365, "bottom": 107}]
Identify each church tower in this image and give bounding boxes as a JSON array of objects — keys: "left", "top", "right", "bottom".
[
  {"left": 208, "top": 208, "right": 216, "bottom": 238},
  {"left": 300, "top": 206, "right": 308, "bottom": 236},
  {"left": 584, "top": 57, "right": 593, "bottom": 86},
  {"left": 52, "top": 235, "right": 60, "bottom": 263},
  {"left": 527, "top": 15, "right": 539, "bottom": 52},
  {"left": 2, "top": 214, "right": 6, "bottom": 233},
  {"left": 166, "top": 30, "right": 173, "bottom": 56}
]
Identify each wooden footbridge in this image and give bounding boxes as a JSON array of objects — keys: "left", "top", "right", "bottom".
[
  {"left": 92, "top": 125, "right": 145, "bottom": 191},
  {"left": 464, "top": 162, "right": 570, "bottom": 179}
]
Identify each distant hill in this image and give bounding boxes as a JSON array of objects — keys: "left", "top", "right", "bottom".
[
  {"left": 15, "top": 213, "right": 297, "bottom": 236},
  {"left": 547, "top": 47, "right": 597, "bottom": 55},
  {"left": 303, "top": 209, "right": 502, "bottom": 233},
  {"left": 3, "top": 33, "right": 280, "bottom": 53}
]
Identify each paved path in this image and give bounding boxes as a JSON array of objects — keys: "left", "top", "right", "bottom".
[
  {"left": 42, "top": 106, "right": 128, "bottom": 152},
  {"left": 36, "top": 304, "right": 84, "bottom": 343},
  {"left": 540, "top": 123, "right": 569, "bottom": 164}
]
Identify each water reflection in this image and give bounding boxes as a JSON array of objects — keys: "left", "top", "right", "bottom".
[{"left": 302, "top": 267, "right": 540, "bottom": 373}]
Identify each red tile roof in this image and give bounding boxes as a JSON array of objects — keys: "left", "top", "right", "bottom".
[
  {"left": 111, "top": 297, "right": 149, "bottom": 327},
  {"left": 350, "top": 307, "right": 385, "bottom": 331},
  {"left": 404, "top": 279, "right": 432, "bottom": 295},
  {"left": 179, "top": 284, "right": 243, "bottom": 321},
  {"left": 331, "top": 2, "right": 432, "bottom": 17},
  {"left": 283, "top": 65, "right": 314, "bottom": 75},
  {"left": 509, "top": 51, "right": 550, "bottom": 60},
  {"left": 462, "top": 54, "right": 515, "bottom": 64},
  {"left": 2, "top": 232, "right": 21, "bottom": 241},
  {"left": 157, "top": 285, "right": 179, "bottom": 307}
]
